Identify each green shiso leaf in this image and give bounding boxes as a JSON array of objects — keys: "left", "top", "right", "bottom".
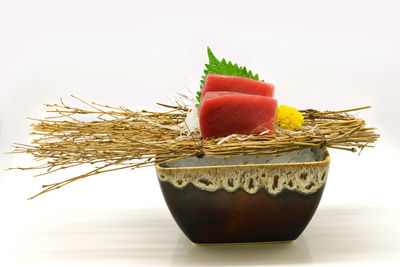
[{"left": 197, "top": 47, "right": 262, "bottom": 105}]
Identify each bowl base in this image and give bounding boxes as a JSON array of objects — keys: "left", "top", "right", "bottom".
[
  {"left": 159, "top": 182, "right": 325, "bottom": 244},
  {"left": 192, "top": 240, "right": 295, "bottom": 246}
]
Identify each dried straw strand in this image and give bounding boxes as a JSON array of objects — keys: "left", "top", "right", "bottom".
[{"left": 7, "top": 97, "right": 379, "bottom": 199}]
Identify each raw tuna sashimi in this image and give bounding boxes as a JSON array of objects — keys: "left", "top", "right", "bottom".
[
  {"left": 199, "top": 92, "right": 277, "bottom": 138},
  {"left": 198, "top": 91, "right": 241, "bottom": 109},
  {"left": 201, "top": 74, "right": 274, "bottom": 100}
]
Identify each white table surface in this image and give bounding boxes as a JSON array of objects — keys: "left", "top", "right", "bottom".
[
  {"left": 1, "top": 204, "right": 400, "bottom": 267},
  {"left": 2, "top": 144, "right": 400, "bottom": 266},
  {"left": 1, "top": 203, "right": 399, "bottom": 267}
]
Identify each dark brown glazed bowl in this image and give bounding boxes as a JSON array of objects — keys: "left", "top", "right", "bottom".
[{"left": 155, "top": 147, "right": 329, "bottom": 244}]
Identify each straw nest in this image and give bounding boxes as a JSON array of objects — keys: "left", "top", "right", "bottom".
[{"left": 9, "top": 96, "right": 379, "bottom": 199}]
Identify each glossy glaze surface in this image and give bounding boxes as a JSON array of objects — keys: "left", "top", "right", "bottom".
[
  {"left": 157, "top": 148, "right": 329, "bottom": 195},
  {"left": 159, "top": 182, "right": 325, "bottom": 243},
  {"left": 156, "top": 148, "right": 329, "bottom": 243}
]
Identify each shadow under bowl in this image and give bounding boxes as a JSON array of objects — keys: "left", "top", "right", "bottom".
[{"left": 155, "top": 147, "right": 330, "bottom": 244}]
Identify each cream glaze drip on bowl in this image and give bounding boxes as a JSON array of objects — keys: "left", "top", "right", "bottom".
[{"left": 156, "top": 148, "right": 329, "bottom": 196}]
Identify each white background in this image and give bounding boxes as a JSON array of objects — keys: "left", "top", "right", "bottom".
[{"left": 1, "top": 0, "right": 400, "bottom": 266}]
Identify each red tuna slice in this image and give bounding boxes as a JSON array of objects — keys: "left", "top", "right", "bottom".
[
  {"left": 199, "top": 91, "right": 239, "bottom": 109},
  {"left": 201, "top": 74, "right": 274, "bottom": 100},
  {"left": 199, "top": 92, "right": 277, "bottom": 138}
]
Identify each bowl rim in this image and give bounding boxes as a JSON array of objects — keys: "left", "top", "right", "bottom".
[{"left": 155, "top": 147, "right": 330, "bottom": 171}]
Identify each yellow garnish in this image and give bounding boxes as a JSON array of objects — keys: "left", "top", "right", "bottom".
[{"left": 276, "top": 105, "right": 304, "bottom": 131}]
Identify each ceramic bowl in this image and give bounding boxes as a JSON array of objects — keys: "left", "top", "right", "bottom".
[{"left": 155, "top": 147, "right": 329, "bottom": 244}]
